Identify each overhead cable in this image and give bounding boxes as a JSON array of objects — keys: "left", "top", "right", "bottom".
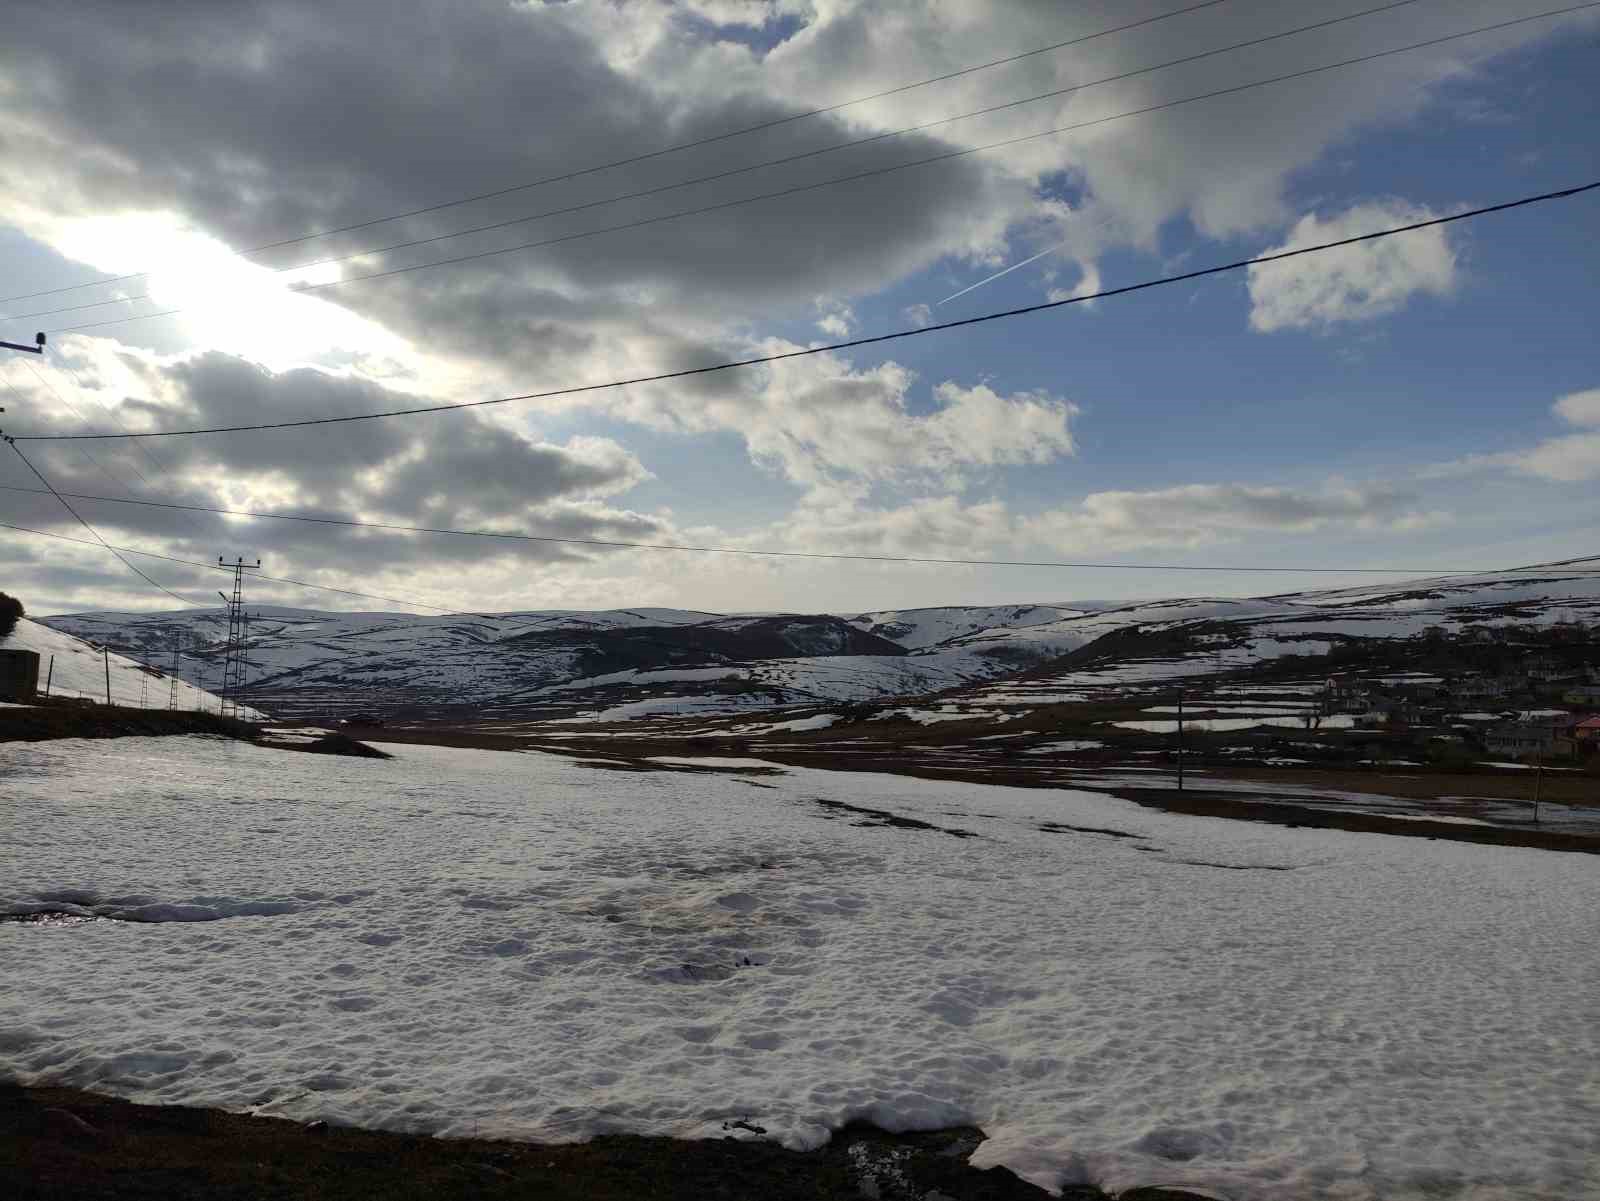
[
  {"left": 0, "top": 519, "right": 498, "bottom": 616},
  {"left": 38, "top": 3, "right": 1595, "bottom": 338},
  {"left": 8, "top": 0, "right": 1436, "bottom": 324},
  {"left": 19, "top": 178, "right": 1599, "bottom": 441},
  {"left": 19, "top": 361, "right": 216, "bottom": 544},
  {"left": 3, "top": 441, "right": 197, "bottom": 606},
  {"left": 0, "top": 483, "right": 1575, "bottom": 576},
  {"left": 0, "top": 0, "right": 1243, "bottom": 307}
]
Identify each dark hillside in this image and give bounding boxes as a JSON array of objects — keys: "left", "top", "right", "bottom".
[{"left": 505, "top": 614, "right": 906, "bottom": 676}]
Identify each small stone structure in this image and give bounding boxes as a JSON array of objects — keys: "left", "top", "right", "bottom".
[{"left": 0, "top": 648, "right": 41, "bottom": 702}]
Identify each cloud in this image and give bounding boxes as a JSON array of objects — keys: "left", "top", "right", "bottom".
[
  {"left": 814, "top": 298, "right": 856, "bottom": 338},
  {"left": 746, "top": 477, "right": 1445, "bottom": 565},
  {"left": 780, "top": 492, "right": 1016, "bottom": 560},
  {"left": 1025, "top": 482, "right": 1446, "bottom": 551},
  {"left": 1247, "top": 200, "right": 1459, "bottom": 333},
  {"left": 0, "top": 342, "right": 668, "bottom": 588},
  {"left": 1553, "top": 388, "right": 1600, "bottom": 427},
  {"left": 1487, "top": 387, "right": 1600, "bottom": 482},
  {"left": 612, "top": 344, "right": 1077, "bottom": 488},
  {"left": 0, "top": 0, "right": 1591, "bottom": 614}
]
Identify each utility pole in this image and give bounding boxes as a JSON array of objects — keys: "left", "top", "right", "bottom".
[
  {"left": 241, "top": 608, "right": 258, "bottom": 717},
  {"left": 0, "top": 332, "right": 45, "bottom": 356},
  {"left": 217, "top": 556, "right": 260, "bottom": 719},
  {"left": 1177, "top": 690, "right": 1185, "bottom": 792},
  {"left": 103, "top": 646, "right": 112, "bottom": 707},
  {"left": 43, "top": 654, "right": 53, "bottom": 699}
]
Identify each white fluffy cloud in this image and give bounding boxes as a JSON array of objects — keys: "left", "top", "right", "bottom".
[
  {"left": 614, "top": 345, "right": 1077, "bottom": 489},
  {"left": 1495, "top": 387, "right": 1600, "bottom": 482},
  {"left": 1247, "top": 200, "right": 1459, "bottom": 333},
  {"left": 1553, "top": 388, "right": 1600, "bottom": 428}
]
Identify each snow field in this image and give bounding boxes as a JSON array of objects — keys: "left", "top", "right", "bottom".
[{"left": 1, "top": 738, "right": 1597, "bottom": 1199}]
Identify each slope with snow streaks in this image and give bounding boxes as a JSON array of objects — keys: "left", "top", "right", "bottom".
[
  {"left": 848, "top": 604, "right": 1091, "bottom": 650},
  {"left": 0, "top": 618, "right": 242, "bottom": 714},
  {"left": 980, "top": 566, "right": 1600, "bottom": 696}
]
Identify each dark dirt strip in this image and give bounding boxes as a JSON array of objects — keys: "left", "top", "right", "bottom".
[{"left": 0, "top": 1084, "right": 1219, "bottom": 1201}]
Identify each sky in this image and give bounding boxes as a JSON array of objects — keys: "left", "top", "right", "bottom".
[{"left": 0, "top": 0, "right": 1596, "bottom": 619}]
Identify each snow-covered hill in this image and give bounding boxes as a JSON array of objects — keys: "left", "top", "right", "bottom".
[
  {"left": 965, "top": 566, "right": 1600, "bottom": 704},
  {"left": 0, "top": 617, "right": 243, "bottom": 713},
  {"left": 37, "top": 564, "right": 1600, "bottom": 721}
]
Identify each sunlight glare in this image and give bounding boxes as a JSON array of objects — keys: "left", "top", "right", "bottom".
[{"left": 54, "top": 213, "right": 409, "bottom": 369}]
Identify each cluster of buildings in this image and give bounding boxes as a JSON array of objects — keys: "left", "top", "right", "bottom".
[{"left": 1323, "top": 655, "right": 1600, "bottom": 763}]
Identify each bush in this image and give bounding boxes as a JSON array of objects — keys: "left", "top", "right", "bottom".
[{"left": 0, "top": 591, "right": 23, "bottom": 640}]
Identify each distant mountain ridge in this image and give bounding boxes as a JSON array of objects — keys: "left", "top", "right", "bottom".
[{"left": 38, "top": 564, "right": 1600, "bottom": 721}]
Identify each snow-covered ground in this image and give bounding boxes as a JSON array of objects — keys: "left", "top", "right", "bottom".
[
  {"left": 0, "top": 618, "right": 246, "bottom": 715},
  {"left": 3, "top": 737, "right": 1597, "bottom": 1199}
]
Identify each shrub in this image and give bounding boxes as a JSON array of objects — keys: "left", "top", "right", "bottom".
[{"left": 0, "top": 591, "right": 23, "bottom": 640}]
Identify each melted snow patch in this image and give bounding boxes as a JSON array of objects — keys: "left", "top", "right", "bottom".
[{"left": 884, "top": 707, "right": 1006, "bottom": 725}]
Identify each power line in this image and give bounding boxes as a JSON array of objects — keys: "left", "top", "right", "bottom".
[
  {"left": 0, "top": 519, "right": 498, "bottom": 615},
  {"left": 2, "top": 440, "right": 197, "bottom": 606},
  {"left": 3, "top": 373, "right": 144, "bottom": 514},
  {"left": 2, "top": 482, "right": 1589, "bottom": 576},
  {"left": 8, "top": 0, "right": 1438, "bottom": 325},
  {"left": 38, "top": 3, "right": 1589, "bottom": 338},
  {"left": 20, "top": 177, "right": 1599, "bottom": 442},
  {"left": 0, "top": 0, "right": 1245, "bottom": 308},
  {"left": 16, "top": 361, "right": 215, "bottom": 545}
]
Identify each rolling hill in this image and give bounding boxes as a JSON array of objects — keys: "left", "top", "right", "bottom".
[{"left": 36, "top": 561, "right": 1600, "bottom": 723}]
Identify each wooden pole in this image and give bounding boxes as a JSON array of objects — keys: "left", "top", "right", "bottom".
[
  {"left": 103, "top": 647, "right": 111, "bottom": 707},
  {"left": 43, "top": 654, "right": 53, "bottom": 698}
]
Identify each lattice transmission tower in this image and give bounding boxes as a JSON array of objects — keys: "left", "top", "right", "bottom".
[
  {"left": 217, "top": 556, "right": 259, "bottom": 718},
  {"left": 168, "top": 628, "right": 186, "bottom": 710}
]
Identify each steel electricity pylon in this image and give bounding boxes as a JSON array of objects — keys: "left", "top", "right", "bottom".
[{"left": 218, "top": 556, "right": 260, "bottom": 718}]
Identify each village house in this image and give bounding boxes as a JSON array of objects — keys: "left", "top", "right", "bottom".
[
  {"left": 1528, "top": 654, "right": 1584, "bottom": 688},
  {"left": 1355, "top": 700, "right": 1421, "bottom": 731},
  {"left": 1573, "top": 715, "right": 1600, "bottom": 751},
  {"left": 1485, "top": 710, "right": 1579, "bottom": 761},
  {"left": 1450, "top": 673, "right": 1515, "bottom": 704},
  {"left": 1322, "top": 672, "right": 1374, "bottom": 714}
]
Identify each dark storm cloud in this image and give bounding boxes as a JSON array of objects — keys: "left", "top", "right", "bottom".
[{"left": 0, "top": 0, "right": 1013, "bottom": 355}]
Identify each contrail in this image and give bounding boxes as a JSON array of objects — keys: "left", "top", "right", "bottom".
[{"left": 937, "top": 241, "right": 1066, "bottom": 306}]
